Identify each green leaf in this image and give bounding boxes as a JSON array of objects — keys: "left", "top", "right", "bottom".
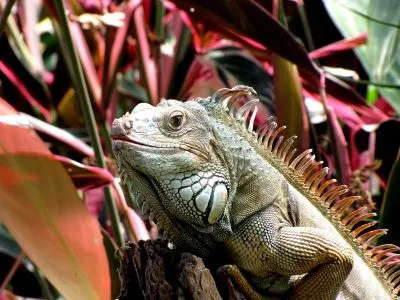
[
  {"left": 0, "top": 224, "right": 21, "bottom": 259},
  {"left": 117, "top": 69, "right": 148, "bottom": 102},
  {"left": 323, "top": 0, "right": 400, "bottom": 114},
  {"left": 273, "top": 55, "right": 309, "bottom": 151}
]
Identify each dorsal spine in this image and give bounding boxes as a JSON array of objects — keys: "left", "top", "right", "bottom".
[{"left": 204, "top": 85, "right": 400, "bottom": 297}]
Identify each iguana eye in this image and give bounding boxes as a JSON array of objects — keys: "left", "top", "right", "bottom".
[{"left": 169, "top": 111, "right": 184, "bottom": 129}]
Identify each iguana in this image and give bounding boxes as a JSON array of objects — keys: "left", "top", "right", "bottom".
[{"left": 111, "top": 85, "right": 400, "bottom": 299}]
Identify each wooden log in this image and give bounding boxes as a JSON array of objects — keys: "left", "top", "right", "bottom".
[{"left": 117, "top": 239, "right": 246, "bottom": 299}]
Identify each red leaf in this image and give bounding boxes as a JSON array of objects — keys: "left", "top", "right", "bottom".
[
  {"left": 327, "top": 107, "right": 352, "bottom": 185},
  {"left": 112, "top": 181, "right": 150, "bottom": 241},
  {"left": 77, "top": 0, "right": 112, "bottom": 13},
  {"left": 104, "top": 0, "right": 141, "bottom": 108},
  {"left": 178, "top": 56, "right": 225, "bottom": 99},
  {"left": 169, "top": 0, "right": 320, "bottom": 81},
  {"left": 159, "top": 9, "right": 186, "bottom": 97},
  {"left": 55, "top": 155, "right": 114, "bottom": 190},
  {"left": 180, "top": 13, "right": 225, "bottom": 53},
  {"left": 132, "top": 3, "right": 159, "bottom": 104},
  {"left": 0, "top": 61, "right": 51, "bottom": 122},
  {"left": 69, "top": 21, "right": 103, "bottom": 112},
  {"left": 0, "top": 98, "right": 94, "bottom": 156},
  {"left": 0, "top": 122, "right": 110, "bottom": 299},
  {"left": 127, "top": 208, "right": 150, "bottom": 241},
  {"left": 0, "top": 98, "right": 18, "bottom": 115},
  {"left": 309, "top": 33, "right": 368, "bottom": 59},
  {"left": 302, "top": 75, "right": 388, "bottom": 126}
]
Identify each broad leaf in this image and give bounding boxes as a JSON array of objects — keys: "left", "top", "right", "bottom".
[
  {"left": 0, "top": 110, "right": 110, "bottom": 299},
  {"left": 273, "top": 54, "right": 309, "bottom": 151},
  {"left": 323, "top": 0, "right": 400, "bottom": 114},
  {"left": 170, "top": 0, "right": 320, "bottom": 82},
  {"left": 0, "top": 105, "right": 94, "bottom": 157}
]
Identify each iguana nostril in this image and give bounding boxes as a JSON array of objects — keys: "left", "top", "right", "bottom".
[
  {"left": 110, "top": 118, "right": 126, "bottom": 137},
  {"left": 124, "top": 119, "right": 133, "bottom": 130}
]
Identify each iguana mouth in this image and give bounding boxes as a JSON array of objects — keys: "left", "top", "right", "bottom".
[
  {"left": 112, "top": 135, "right": 179, "bottom": 149},
  {"left": 113, "top": 135, "right": 210, "bottom": 161}
]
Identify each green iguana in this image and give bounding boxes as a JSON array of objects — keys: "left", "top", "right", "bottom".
[{"left": 111, "top": 86, "right": 400, "bottom": 299}]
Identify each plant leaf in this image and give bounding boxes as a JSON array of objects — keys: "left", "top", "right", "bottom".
[
  {"left": 326, "top": 107, "right": 351, "bottom": 184},
  {"left": 273, "top": 54, "right": 309, "bottom": 151},
  {"left": 323, "top": 0, "right": 400, "bottom": 114},
  {"left": 303, "top": 75, "right": 389, "bottom": 126},
  {"left": 55, "top": 155, "right": 114, "bottom": 190},
  {"left": 169, "top": 0, "right": 320, "bottom": 81},
  {"left": 0, "top": 118, "right": 110, "bottom": 299},
  {"left": 0, "top": 224, "right": 21, "bottom": 260},
  {"left": 104, "top": 0, "right": 141, "bottom": 108},
  {"left": 0, "top": 61, "right": 51, "bottom": 122},
  {"left": 0, "top": 114, "right": 94, "bottom": 158},
  {"left": 132, "top": 3, "right": 159, "bottom": 104},
  {"left": 309, "top": 32, "right": 368, "bottom": 59}
]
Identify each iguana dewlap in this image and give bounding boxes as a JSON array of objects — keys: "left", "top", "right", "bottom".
[{"left": 111, "top": 86, "right": 400, "bottom": 299}]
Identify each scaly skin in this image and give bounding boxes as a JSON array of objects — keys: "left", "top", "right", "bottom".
[{"left": 111, "top": 87, "right": 398, "bottom": 299}]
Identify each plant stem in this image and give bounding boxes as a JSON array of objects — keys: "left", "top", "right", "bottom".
[
  {"left": 333, "top": 76, "right": 400, "bottom": 89},
  {"left": 366, "top": 84, "right": 379, "bottom": 105},
  {"left": 0, "top": 0, "right": 33, "bottom": 71},
  {"left": 0, "top": 0, "right": 16, "bottom": 37},
  {"left": 319, "top": 84, "right": 343, "bottom": 183},
  {"left": 100, "top": 122, "right": 113, "bottom": 156},
  {"left": 0, "top": 251, "right": 24, "bottom": 292},
  {"left": 101, "top": 27, "right": 113, "bottom": 108},
  {"left": 155, "top": 0, "right": 165, "bottom": 40},
  {"left": 154, "top": 0, "right": 165, "bottom": 97},
  {"left": 52, "top": 0, "right": 123, "bottom": 246},
  {"left": 296, "top": 3, "right": 316, "bottom": 52}
]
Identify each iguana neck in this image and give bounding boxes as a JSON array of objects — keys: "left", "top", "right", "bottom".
[{"left": 212, "top": 119, "right": 285, "bottom": 227}]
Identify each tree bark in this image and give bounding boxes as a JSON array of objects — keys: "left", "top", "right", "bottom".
[{"left": 118, "top": 239, "right": 246, "bottom": 299}]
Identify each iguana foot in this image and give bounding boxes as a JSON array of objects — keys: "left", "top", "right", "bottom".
[{"left": 218, "top": 264, "right": 265, "bottom": 300}]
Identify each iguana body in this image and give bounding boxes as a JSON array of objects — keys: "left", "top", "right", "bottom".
[{"left": 112, "top": 86, "right": 400, "bottom": 299}]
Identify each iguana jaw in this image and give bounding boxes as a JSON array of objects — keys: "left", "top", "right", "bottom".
[{"left": 117, "top": 158, "right": 217, "bottom": 256}]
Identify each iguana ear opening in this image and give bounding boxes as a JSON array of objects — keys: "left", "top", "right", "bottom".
[{"left": 210, "top": 137, "right": 227, "bottom": 165}]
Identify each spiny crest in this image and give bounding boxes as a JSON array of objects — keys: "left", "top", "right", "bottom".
[
  {"left": 117, "top": 163, "right": 170, "bottom": 240},
  {"left": 210, "top": 85, "right": 400, "bottom": 297}
]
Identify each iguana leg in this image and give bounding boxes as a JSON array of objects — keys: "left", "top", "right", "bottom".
[
  {"left": 272, "top": 227, "right": 353, "bottom": 300},
  {"left": 227, "top": 211, "right": 354, "bottom": 300},
  {"left": 218, "top": 264, "right": 265, "bottom": 300}
]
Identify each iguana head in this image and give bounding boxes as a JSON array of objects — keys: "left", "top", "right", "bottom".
[{"left": 112, "top": 98, "right": 233, "bottom": 237}]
